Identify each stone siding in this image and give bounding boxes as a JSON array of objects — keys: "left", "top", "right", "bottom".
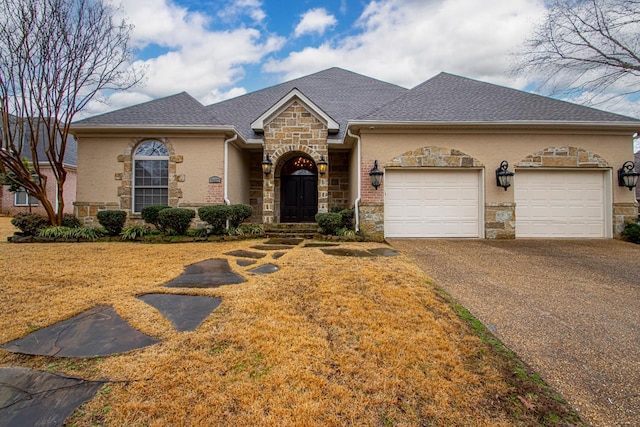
[
  {"left": 485, "top": 203, "right": 516, "bottom": 239},
  {"left": 358, "top": 202, "right": 384, "bottom": 241},
  {"left": 262, "top": 102, "right": 329, "bottom": 223},
  {"left": 386, "top": 146, "right": 483, "bottom": 168},
  {"left": 613, "top": 202, "right": 639, "bottom": 236}
]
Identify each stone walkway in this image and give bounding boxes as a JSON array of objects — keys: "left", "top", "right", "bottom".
[{"left": 0, "top": 238, "right": 397, "bottom": 426}]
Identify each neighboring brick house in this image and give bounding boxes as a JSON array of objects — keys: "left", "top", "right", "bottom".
[
  {"left": 71, "top": 67, "right": 639, "bottom": 239},
  {"left": 0, "top": 124, "right": 77, "bottom": 217}
]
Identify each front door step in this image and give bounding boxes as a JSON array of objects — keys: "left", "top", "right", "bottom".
[{"left": 263, "top": 223, "right": 319, "bottom": 238}]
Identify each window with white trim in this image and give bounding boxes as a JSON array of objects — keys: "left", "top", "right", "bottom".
[
  {"left": 133, "top": 140, "right": 169, "bottom": 212},
  {"left": 14, "top": 189, "right": 38, "bottom": 206}
]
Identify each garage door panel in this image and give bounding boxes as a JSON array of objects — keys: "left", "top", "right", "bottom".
[
  {"left": 515, "top": 170, "right": 606, "bottom": 238},
  {"left": 385, "top": 170, "right": 481, "bottom": 238}
]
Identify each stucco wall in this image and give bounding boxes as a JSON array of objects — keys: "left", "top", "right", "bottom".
[
  {"left": 74, "top": 133, "right": 226, "bottom": 224},
  {"left": 227, "top": 143, "right": 250, "bottom": 205}
]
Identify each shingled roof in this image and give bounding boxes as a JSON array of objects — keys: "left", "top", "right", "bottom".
[
  {"left": 205, "top": 67, "right": 408, "bottom": 141},
  {"left": 74, "top": 92, "right": 221, "bottom": 127},
  {"left": 361, "top": 72, "right": 639, "bottom": 123}
]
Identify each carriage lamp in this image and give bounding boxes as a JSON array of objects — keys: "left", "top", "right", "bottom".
[
  {"left": 496, "top": 160, "right": 514, "bottom": 191},
  {"left": 369, "top": 160, "right": 384, "bottom": 190}
]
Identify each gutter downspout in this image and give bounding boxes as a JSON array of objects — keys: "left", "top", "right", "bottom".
[
  {"left": 347, "top": 129, "right": 361, "bottom": 232},
  {"left": 223, "top": 134, "right": 237, "bottom": 206}
]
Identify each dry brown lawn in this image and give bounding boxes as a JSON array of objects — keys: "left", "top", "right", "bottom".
[{"left": 0, "top": 217, "right": 578, "bottom": 426}]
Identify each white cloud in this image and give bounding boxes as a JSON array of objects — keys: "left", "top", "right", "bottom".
[
  {"left": 266, "top": 0, "right": 547, "bottom": 90},
  {"left": 85, "top": 0, "right": 283, "bottom": 115},
  {"left": 217, "top": 0, "right": 266, "bottom": 24},
  {"left": 294, "top": 8, "right": 337, "bottom": 37}
]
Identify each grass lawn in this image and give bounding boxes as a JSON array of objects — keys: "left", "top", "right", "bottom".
[{"left": 0, "top": 217, "right": 580, "bottom": 426}]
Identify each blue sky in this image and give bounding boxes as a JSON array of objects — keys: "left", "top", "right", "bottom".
[{"left": 88, "top": 0, "right": 639, "bottom": 123}]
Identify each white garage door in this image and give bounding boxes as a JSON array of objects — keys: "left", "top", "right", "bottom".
[
  {"left": 385, "top": 169, "right": 481, "bottom": 238},
  {"left": 515, "top": 170, "right": 607, "bottom": 238}
]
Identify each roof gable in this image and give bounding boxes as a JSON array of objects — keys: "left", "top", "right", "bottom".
[
  {"left": 74, "top": 92, "right": 221, "bottom": 127},
  {"left": 250, "top": 88, "right": 339, "bottom": 134},
  {"left": 361, "top": 72, "right": 639, "bottom": 123},
  {"left": 206, "top": 67, "right": 408, "bottom": 140}
]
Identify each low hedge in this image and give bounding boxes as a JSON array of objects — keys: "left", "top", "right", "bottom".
[
  {"left": 141, "top": 205, "right": 170, "bottom": 231},
  {"left": 198, "top": 205, "right": 231, "bottom": 235},
  {"left": 11, "top": 213, "right": 49, "bottom": 236},
  {"left": 157, "top": 208, "right": 195, "bottom": 235},
  {"left": 97, "top": 210, "right": 127, "bottom": 236}
]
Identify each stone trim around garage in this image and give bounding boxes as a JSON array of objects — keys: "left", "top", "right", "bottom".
[
  {"left": 385, "top": 146, "right": 484, "bottom": 168},
  {"left": 613, "top": 202, "right": 639, "bottom": 236},
  {"left": 485, "top": 203, "right": 515, "bottom": 239},
  {"left": 517, "top": 146, "right": 609, "bottom": 168}
]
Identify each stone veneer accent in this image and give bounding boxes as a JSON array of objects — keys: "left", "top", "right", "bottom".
[
  {"left": 262, "top": 102, "right": 329, "bottom": 224},
  {"left": 358, "top": 202, "right": 384, "bottom": 242},
  {"left": 517, "top": 146, "right": 608, "bottom": 168},
  {"left": 485, "top": 203, "right": 516, "bottom": 239},
  {"left": 386, "top": 146, "right": 483, "bottom": 168},
  {"left": 613, "top": 202, "right": 639, "bottom": 235}
]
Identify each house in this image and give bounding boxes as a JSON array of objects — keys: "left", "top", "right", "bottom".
[
  {"left": 0, "top": 119, "right": 77, "bottom": 216},
  {"left": 71, "top": 67, "right": 639, "bottom": 239}
]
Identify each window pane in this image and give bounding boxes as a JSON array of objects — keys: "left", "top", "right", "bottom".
[
  {"left": 135, "top": 160, "right": 168, "bottom": 186},
  {"left": 134, "top": 188, "right": 168, "bottom": 212},
  {"left": 15, "top": 191, "right": 27, "bottom": 205},
  {"left": 135, "top": 140, "right": 169, "bottom": 156}
]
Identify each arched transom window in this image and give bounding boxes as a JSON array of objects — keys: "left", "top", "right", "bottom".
[{"left": 134, "top": 140, "right": 169, "bottom": 212}]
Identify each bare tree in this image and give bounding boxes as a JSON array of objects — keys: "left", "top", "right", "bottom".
[
  {"left": 513, "top": 0, "right": 640, "bottom": 102},
  {"left": 0, "top": 0, "right": 141, "bottom": 225}
]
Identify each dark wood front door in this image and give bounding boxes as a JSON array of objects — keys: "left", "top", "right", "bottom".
[{"left": 281, "top": 175, "right": 318, "bottom": 222}]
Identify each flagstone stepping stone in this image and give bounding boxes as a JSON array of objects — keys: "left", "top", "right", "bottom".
[
  {"left": 251, "top": 244, "right": 294, "bottom": 251},
  {"left": 369, "top": 247, "right": 399, "bottom": 257},
  {"left": 248, "top": 264, "right": 280, "bottom": 275},
  {"left": 224, "top": 250, "right": 266, "bottom": 259},
  {"left": 237, "top": 259, "right": 257, "bottom": 266},
  {"left": 1, "top": 306, "right": 159, "bottom": 358},
  {"left": 320, "top": 248, "right": 375, "bottom": 257},
  {"left": 165, "top": 259, "right": 246, "bottom": 288},
  {"left": 304, "top": 242, "right": 340, "bottom": 248},
  {"left": 272, "top": 252, "right": 286, "bottom": 259},
  {"left": 138, "top": 294, "right": 222, "bottom": 332},
  {"left": 265, "top": 238, "right": 304, "bottom": 245},
  {"left": 0, "top": 367, "right": 104, "bottom": 427}
]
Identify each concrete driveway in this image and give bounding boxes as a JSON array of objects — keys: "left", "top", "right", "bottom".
[{"left": 389, "top": 239, "right": 640, "bottom": 427}]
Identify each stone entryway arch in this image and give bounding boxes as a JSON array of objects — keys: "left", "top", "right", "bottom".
[{"left": 263, "top": 148, "right": 328, "bottom": 224}]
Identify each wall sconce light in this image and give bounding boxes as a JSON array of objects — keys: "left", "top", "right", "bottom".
[
  {"left": 317, "top": 155, "right": 328, "bottom": 175},
  {"left": 617, "top": 161, "right": 640, "bottom": 190},
  {"left": 496, "top": 160, "right": 514, "bottom": 191},
  {"left": 369, "top": 160, "right": 384, "bottom": 190},
  {"left": 261, "top": 153, "right": 273, "bottom": 176}
]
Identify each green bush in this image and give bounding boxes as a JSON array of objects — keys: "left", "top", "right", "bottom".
[
  {"left": 96, "top": 210, "right": 127, "bottom": 236},
  {"left": 61, "top": 214, "right": 81, "bottom": 228},
  {"left": 140, "top": 205, "right": 170, "bottom": 231},
  {"left": 37, "top": 226, "right": 102, "bottom": 241},
  {"left": 121, "top": 224, "right": 151, "bottom": 241},
  {"left": 157, "top": 208, "right": 195, "bottom": 235},
  {"left": 229, "top": 204, "right": 253, "bottom": 228},
  {"left": 198, "top": 205, "right": 231, "bottom": 235},
  {"left": 315, "top": 212, "right": 342, "bottom": 235},
  {"left": 11, "top": 213, "right": 49, "bottom": 236},
  {"left": 338, "top": 209, "right": 354, "bottom": 229},
  {"left": 621, "top": 222, "right": 640, "bottom": 244}
]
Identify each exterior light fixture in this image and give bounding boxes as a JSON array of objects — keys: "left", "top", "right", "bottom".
[
  {"left": 495, "top": 160, "right": 514, "bottom": 191},
  {"left": 261, "top": 153, "right": 273, "bottom": 176},
  {"left": 617, "top": 161, "right": 640, "bottom": 190},
  {"left": 369, "top": 160, "right": 384, "bottom": 190},
  {"left": 317, "top": 155, "right": 328, "bottom": 175}
]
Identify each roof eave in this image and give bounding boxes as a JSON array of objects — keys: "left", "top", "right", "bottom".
[
  {"left": 347, "top": 120, "right": 640, "bottom": 134},
  {"left": 70, "top": 124, "right": 242, "bottom": 139}
]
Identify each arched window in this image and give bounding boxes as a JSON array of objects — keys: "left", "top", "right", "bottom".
[{"left": 133, "top": 140, "right": 169, "bottom": 212}]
